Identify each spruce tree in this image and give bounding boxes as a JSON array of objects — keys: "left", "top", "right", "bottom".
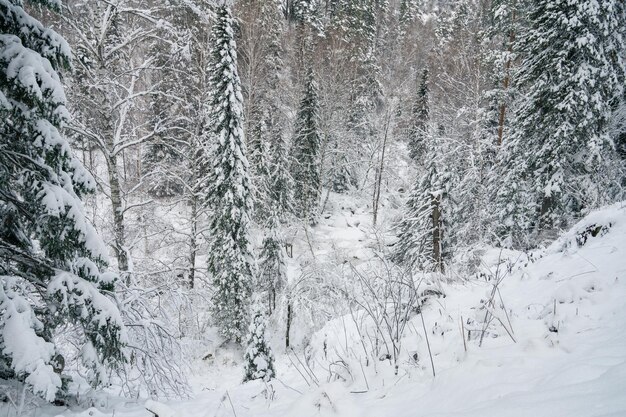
[
  {"left": 483, "top": 0, "right": 521, "bottom": 148},
  {"left": 290, "top": 67, "right": 322, "bottom": 225},
  {"left": 240, "top": 0, "right": 287, "bottom": 221},
  {"left": 329, "top": 143, "right": 357, "bottom": 193},
  {"left": 142, "top": 28, "right": 187, "bottom": 199},
  {"left": 267, "top": 131, "right": 294, "bottom": 222},
  {"left": 392, "top": 156, "right": 448, "bottom": 273},
  {"left": 408, "top": 68, "right": 429, "bottom": 161},
  {"left": 0, "top": 0, "right": 125, "bottom": 401},
  {"left": 204, "top": 4, "right": 254, "bottom": 343},
  {"left": 243, "top": 312, "right": 275, "bottom": 382},
  {"left": 494, "top": 0, "right": 625, "bottom": 246},
  {"left": 143, "top": 139, "right": 184, "bottom": 198},
  {"left": 332, "top": 0, "right": 382, "bottom": 136},
  {"left": 258, "top": 214, "right": 287, "bottom": 314},
  {"left": 393, "top": 71, "right": 448, "bottom": 272}
]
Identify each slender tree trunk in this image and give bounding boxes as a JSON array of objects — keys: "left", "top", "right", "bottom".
[
  {"left": 432, "top": 193, "right": 443, "bottom": 273},
  {"left": 188, "top": 194, "right": 198, "bottom": 289},
  {"left": 269, "top": 290, "right": 273, "bottom": 315},
  {"left": 107, "top": 155, "right": 129, "bottom": 283},
  {"left": 373, "top": 109, "right": 391, "bottom": 226},
  {"left": 286, "top": 302, "right": 292, "bottom": 348}
]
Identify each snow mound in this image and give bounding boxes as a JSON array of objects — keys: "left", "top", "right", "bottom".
[{"left": 300, "top": 202, "right": 626, "bottom": 417}]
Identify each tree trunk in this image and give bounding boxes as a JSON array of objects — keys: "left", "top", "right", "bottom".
[
  {"left": 107, "top": 155, "right": 129, "bottom": 284},
  {"left": 432, "top": 193, "right": 443, "bottom": 273},
  {"left": 188, "top": 194, "right": 198, "bottom": 289},
  {"left": 373, "top": 108, "right": 391, "bottom": 226},
  {"left": 269, "top": 286, "right": 276, "bottom": 315},
  {"left": 285, "top": 302, "right": 292, "bottom": 348}
]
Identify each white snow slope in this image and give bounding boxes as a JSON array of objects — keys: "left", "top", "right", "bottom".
[{"left": 5, "top": 202, "right": 626, "bottom": 417}]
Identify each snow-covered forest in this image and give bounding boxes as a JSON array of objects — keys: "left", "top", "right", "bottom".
[{"left": 1, "top": 0, "right": 625, "bottom": 416}]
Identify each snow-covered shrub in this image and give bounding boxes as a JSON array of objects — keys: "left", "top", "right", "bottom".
[{"left": 243, "top": 312, "right": 275, "bottom": 382}]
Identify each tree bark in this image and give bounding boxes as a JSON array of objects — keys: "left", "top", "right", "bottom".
[
  {"left": 286, "top": 302, "right": 292, "bottom": 348},
  {"left": 107, "top": 155, "right": 129, "bottom": 284}
]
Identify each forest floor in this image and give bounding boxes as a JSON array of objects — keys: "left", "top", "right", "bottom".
[{"left": 6, "top": 201, "right": 626, "bottom": 417}]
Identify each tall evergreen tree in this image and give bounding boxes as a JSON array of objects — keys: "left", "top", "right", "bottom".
[
  {"left": 203, "top": 4, "right": 254, "bottom": 343},
  {"left": 393, "top": 89, "right": 449, "bottom": 273},
  {"left": 494, "top": 0, "right": 626, "bottom": 247},
  {"left": 291, "top": 67, "right": 322, "bottom": 225},
  {"left": 0, "top": 0, "right": 125, "bottom": 401},
  {"left": 408, "top": 68, "right": 429, "bottom": 161}
]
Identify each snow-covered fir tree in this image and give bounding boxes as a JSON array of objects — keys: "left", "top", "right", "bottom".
[
  {"left": 291, "top": 67, "right": 322, "bottom": 225},
  {"left": 142, "top": 28, "right": 187, "bottom": 198},
  {"left": 268, "top": 131, "right": 294, "bottom": 222},
  {"left": 258, "top": 214, "right": 287, "bottom": 314},
  {"left": 239, "top": 0, "right": 287, "bottom": 221},
  {"left": 392, "top": 140, "right": 448, "bottom": 273},
  {"left": 0, "top": 0, "right": 126, "bottom": 401},
  {"left": 243, "top": 311, "right": 275, "bottom": 382},
  {"left": 408, "top": 68, "right": 429, "bottom": 161},
  {"left": 331, "top": 0, "right": 382, "bottom": 138},
  {"left": 203, "top": 3, "right": 254, "bottom": 343},
  {"left": 329, "top": 142, "right": 357, "bottom": 193},
  {"left": 481, "top": 0, "right": 521, "bottom": 148},
  {"left": 493, "top": 0, "right": 626, "bottom": 247}
]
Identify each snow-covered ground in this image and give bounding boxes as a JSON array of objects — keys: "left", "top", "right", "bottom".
[{"left": 6, "top": 202, "right": 626, "bottom": 417}]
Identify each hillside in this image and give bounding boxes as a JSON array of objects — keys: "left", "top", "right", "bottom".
[{"left": 19, "top": 202, "right": 626, "bottom": 417}]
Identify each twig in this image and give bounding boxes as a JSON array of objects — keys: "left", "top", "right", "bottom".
[
  {"left": 497, "top": 287, "right": 514, "bottom": 335},
  {"left": 359, "top": 359, "right": 370, "bottom": 391},
  {"left": 290, "top": 348, "right": 319, "bottom": 386},
  {"left": 226, "top": 390, "right": 237, "bottom": 417},
  {"left": 286, "top": 351, "right": 312, "bottom": 387},
  {"left": 274, "top": 378, "right": 303, "bottom": 395},
  {"left": 303, "top": 224, "right": 317, "bottom": 259},
  {"left": 420, "top": 311, "right": 435, "bottom": 377},
  {"left": 482, "top": 305, "right": 517, "bottom": 343}
]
